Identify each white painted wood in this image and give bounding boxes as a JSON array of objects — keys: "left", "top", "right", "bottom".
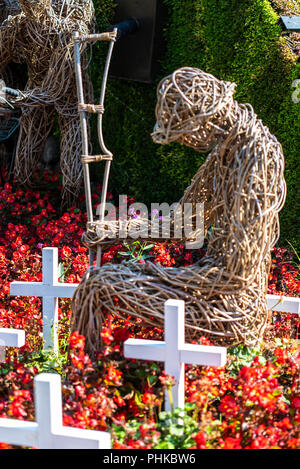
[
  {"left": 43, "top": 296, "right": 58, "bottom": 352},
  {"left": 10, "top": 282, "right": 76, "bottom": 298},
  {"left": 165, "top": 300, "right": 185, "bottom": 410},
  {"left": 0, "top": 419, "right": 38, "bottom": 447},
  {"left": 0, "top": 373, "right": 111, "bottom": 449},
  {"left": 266, "top": 294, "right": 300, "bottom": 314},
  {"left": 124, "top": 299, "right": 227, "bottom": 412},
  {"left": 123, "top": 339, "right": 166, "bottom": 361},
  {"left": 0, "top": 328, "right": 25, "bottom": 347},
  {"left": 10, "top": 248, "right": 74, "bottom": 352},
  {"left": 0, "top": 328, "right": 25, "bottom": 363},
  {"left": 44, "top": 247, "right": 58, "bottom": 286},
  {"left": 180, "top": 344, "right": 227, "bottom": 367}
]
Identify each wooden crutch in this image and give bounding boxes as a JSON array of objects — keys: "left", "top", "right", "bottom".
[{"left": 73, "top": 29, "right": 117, "bottom": 268}]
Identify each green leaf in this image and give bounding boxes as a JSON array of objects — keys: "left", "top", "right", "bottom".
[
  {"left": 159, "top": 411, "right": 169, "bottom": 421},
  {"left": 155, "top": 441, "right": 175, "bottom": 449},
  {"left": 169, "top": 426, "right": 184, "bottom": 437},
  {"left": 142, "top": 244, "right": 155, "bottom": 250},
  {"left": 58, "top": 262, "right": 65, "bottom": 283}
]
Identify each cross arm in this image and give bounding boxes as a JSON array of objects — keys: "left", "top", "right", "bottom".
[
  {"left": 53, "top": 427, "right": 111, "bottom": 449},
  {"left": 0, "top": 328, "right": 25, "bottom": 347},
  {"left": 266, "top": 294, "right": 300, "bottom": 314},
  {"left": 280, "top": 16, "right": 300, "bottom": 32},
  {"left": 180, "top": 344, "right": 227, "bottom": 367},
  {"left": 10, "top": 281, "right": 77, "bottom": 299},
  {"left": 124, "top": 339, "right": 166, "bottom": 362},
  {"left": 0, "top": 418, "right": 38, "bottom": 447}
]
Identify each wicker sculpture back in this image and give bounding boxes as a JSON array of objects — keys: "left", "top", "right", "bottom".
[{"left": 71, "top": 67, "right": 286, "bottom": 354}]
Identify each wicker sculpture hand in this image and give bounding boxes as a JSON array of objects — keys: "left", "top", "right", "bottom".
[
  {"left": 0, "top": 0, "right": 95, "bottom": 206},
  {"left": 72, "top": 68, "right": 286, "bottom": 355}
]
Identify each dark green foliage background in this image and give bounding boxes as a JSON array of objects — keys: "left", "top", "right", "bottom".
[{"left": 91, "top": 0, "right": 299, "bottom": 250}]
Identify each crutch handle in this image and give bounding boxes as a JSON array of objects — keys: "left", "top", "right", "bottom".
[{"left": 74, "top": 30, "right": 117, "bottom": 43}]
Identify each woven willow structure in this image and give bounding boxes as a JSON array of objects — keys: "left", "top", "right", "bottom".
[
  {"left": 0, "top": 0, "right": 95, "bottom": 206},
  {"left": 0, "top": 1, "right": 20, "bottom": 22},
  {"left": 72, "top": 67, "right": 286, "bottom": 354},
  {"left": 0, "top": 1, "right": 21, "bottom": 92}
]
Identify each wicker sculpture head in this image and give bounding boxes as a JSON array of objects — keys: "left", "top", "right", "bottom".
[
  {"left": 71, "top": 67, "right": 286, "bottom": 355},
  {"left": 19, "top": 0, "right": 50, "bottom": 17},
  {"left": 19, "top": 0, "right": 94, "bottom": 23},
  {"left": 152, "top": 67, "right": 237, "bottom": 152}
]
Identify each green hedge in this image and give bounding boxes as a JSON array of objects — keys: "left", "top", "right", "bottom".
[{"left": 91, "top": 0, "right": 300, "bottom": 250}]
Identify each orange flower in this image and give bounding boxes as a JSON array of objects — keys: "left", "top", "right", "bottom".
[{"left": 105, "top": 366, "right": 122, "bottom": 386}]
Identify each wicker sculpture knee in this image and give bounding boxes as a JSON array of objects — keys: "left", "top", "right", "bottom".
[
  {"left": 71, "top": 67, "right": 286, "bottom": 354},
  {"left": 0, "top": 0, "right": 94, "bottom": 206}
]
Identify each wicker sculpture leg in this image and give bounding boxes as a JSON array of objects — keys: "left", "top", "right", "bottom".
[
  {"left": 72, "top": 261, "right": 270, "bottom": 354},
  {"left": 71, "top": 67, "right": 286, "bottom": 355},
  {"left": 14, "top": 106, "right": 55, "bottom": 187},
  {"left": 58, "top": 113, "right": 83, "bottom": 208}
]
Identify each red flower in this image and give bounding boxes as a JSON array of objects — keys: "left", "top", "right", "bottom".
[
  {"left": 194, "top": 430, "right": 207, "bottom": 449},
  {"left": 291, "top": 397, "right": 300, "bottom": 409},
  {"left": 66, "top": 274, "right": 77, "bottom": 283},
  {"left": 113, "top": 326, "right": 131, "bottom": 344},
  {"left": 19, "top": 244, "right": 29, "bottom": 254},
  {"left": 101, "top": 327, "right": 114, "bottom": 345},
  {"left": 219, "top": 394, "right": 239, "bottom": 418},
  {"left": 159, "top": 371, "right": 175, "bottom": 388},
  {"left": 75, "top": 385, "right": 86, "bottom": 399},
  {"left": 69, "top": 331, "right": 85, "bottom": 352},
  {"left": 223, "top": 437, "right": 242, "bottom": 449},
  {"left": 61, "top": 246, "right": 72, "bottom": 259},
  {"left": 105, "top": 366, "right": 122, "bottom": 386},
  {"left": 113, "top": 395, "right": 126, "bottom": 407},
  {"left": 142, "top": 393, "right": 158, "bottom": 406}
]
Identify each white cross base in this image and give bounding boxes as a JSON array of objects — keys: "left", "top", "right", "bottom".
[
  {"left": 10, "top": 248, "right": 75, "bottom": 352},
  {"left": 0, "top": 328, "right": 25, "bottom": 362},
  {"left": 0, "top": 373, "right": 111, "bottom": 449},
  {"left": 124, "top": 299, "right": 227, "bottom": 411}
]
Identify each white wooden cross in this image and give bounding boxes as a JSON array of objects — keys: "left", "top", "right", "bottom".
[
  {"left": 124, "top": 299, "right": 227, "bottom": 411},
  {"left": 10, "top": 248, "right": 75, "bottom": 352},
  {"left": 0, "top": 328, "right": 25, "bottom": 363},
  {"left": 0, "top": 373, "right": 111, "bottom": 449}
]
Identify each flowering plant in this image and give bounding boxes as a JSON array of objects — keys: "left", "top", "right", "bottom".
[{"left": 0, "top": 173, "right": 299, "bottom": 449}]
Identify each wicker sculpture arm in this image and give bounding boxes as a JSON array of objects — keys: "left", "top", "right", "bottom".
[
  {"left": 82, "top": 159, "right": 214, "bottom": 250},
  {"left": 82, "top": 160, "right": 214, "bottom": 250},
  {"left": 6, "top": 41, "right": 78, "bottom": 108},
  {"left": 83, "top": 217, "right": 177, "bottom": 250},
  {"left": 82, "top": 201, "right": 210, "bottom": 251}
]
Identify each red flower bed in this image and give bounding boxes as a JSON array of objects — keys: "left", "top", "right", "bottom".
[{"left": 0, "top": 174, "right": 299, "bottom": 449}]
